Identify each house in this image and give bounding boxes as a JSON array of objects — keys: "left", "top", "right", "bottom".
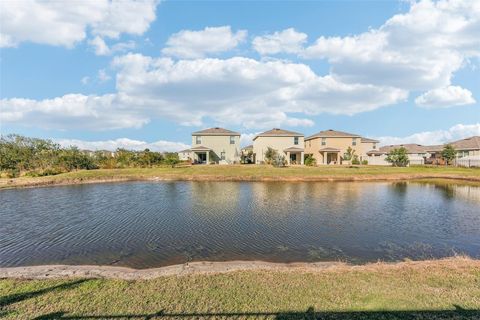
[
  {"left": 426, "top": 136, "right": 480, "bottom": 165},
  {"left": 177, "top": 149, "right": 191, "bottom": 161},
  {"left": 371, "top": 144, "right": 431, "bottom": 165},
  {"left": 304, "top": 129, "right": 379, "bottom": 164},
  {"left": 253, "top": 128, "right": 304, "bottom": 164},
  {"left": 190, "top": 127, "right": 241, "bottom": 164}
]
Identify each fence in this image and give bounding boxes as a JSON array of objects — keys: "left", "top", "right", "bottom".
[{"left": 454, "top": 158, "right": 480, "bottom": 168}]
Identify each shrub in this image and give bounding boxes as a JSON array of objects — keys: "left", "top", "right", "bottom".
[
  {"left": 272, "top": 154, "right": 287, "bottom": 167},
  {"left": 361, "top": 160, "right": 368, "bottom": 165},
  {"left": 351, "top": 156, "right": 360, "bottom": 165},
  {"left": 386, "top": 147, "right": 409, "bottom": 167},
  {"left": 264, "top": 147, "right": 278, "bottom": 164},
  {"left": 304, "top": 154, "right": 316, "bottom": 166}
]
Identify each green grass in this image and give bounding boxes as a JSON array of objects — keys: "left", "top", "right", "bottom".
[
  {"left": 1, "top": 165, "right": 480, "bottom": 189},
  {"left": 1, "top": 258, "right": 479, "bottom": 319}
]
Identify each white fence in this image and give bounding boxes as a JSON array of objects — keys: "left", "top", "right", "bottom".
[{"left": 454, "top": 158, "right": 480, "bottom": 168}]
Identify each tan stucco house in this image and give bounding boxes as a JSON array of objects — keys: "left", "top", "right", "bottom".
[
  {"left": 189, "top": 127, "right": 241, "bottom": 164},
  {"left": 177, "top": 149, "right": 191, "bottom": 161},
  {"left": 304, "top": 129, "right": 379, "bottom": 164},
  {"left": 253, "top": 128, "right": 304, "bottom": 165}
]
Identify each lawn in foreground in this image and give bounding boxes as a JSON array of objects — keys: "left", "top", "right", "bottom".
[{"left": 1, "top": 258, "right": 479, "bottom": 319}]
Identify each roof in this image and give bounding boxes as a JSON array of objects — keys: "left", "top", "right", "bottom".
[
  {"left": 192, "top": 127, "right": 240, "bottom": 136},
  {"left": 190, "top": 146, "right": 212, "bottom": 151},
  {"left": 284, "top": 147, "right": 304, "bottom": 152},
  {"left": 242, "top": 145, "right": 253, "bottom": 150},
  {"left": 253, "top": 128, "right": 303, "bottom": 140},
  {"left": 366, "top": 150, "right": 386, "bottom": 155},
  {"left": 178, "top": 149, "right": 191, "bottom": 153},
  {"left": 448, "top": 136, "right": 480, "bottom": 150},
  {"left": 319, "top": 147, "right": 340, "bottom": 152},
  {"left": 305, "top": 129, "right": 361, "bottom": 141},
  {"left": 361, "top": 137, "right": 380, "bottom": 143},
  {"left": 379, "top": 144, "right": 429, "bottom": 154}
]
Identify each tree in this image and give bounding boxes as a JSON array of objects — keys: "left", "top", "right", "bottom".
[
  {"left": 271, "top": 154, "right": 286, "bottom": 167},
  {"left": 441, "top": 144, "right": 456, "bottom": 165},
  {"left": 264, "top": 147, "right": 277, "bottom": 164},
  {"left": 164, "top": 153, "right": 180, "bottom": 168},
  {"left": 385, "top": 147, "right": 409, "bottom": 167}
]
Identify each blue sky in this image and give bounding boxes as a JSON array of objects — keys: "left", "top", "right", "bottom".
[{"left": 1, "top": 0, "right": 479, "bottom": 151}]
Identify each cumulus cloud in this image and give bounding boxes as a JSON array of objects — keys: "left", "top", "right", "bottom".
[
  {"left": 162, "top": 26, "right": 247, "bottom": 59},
  {"left": 303, "top": 0, "right": 480, "bottom": 92},
  {"left": 0, "top": 54, "right": 407, "bottom": 130},
  {"left": 56, "top": 138, "right": 189, "bottom": 152},
  {"left": 0, "top": 0, "right": 158, "bottom": 48},
  {"left": 377, "top": 123, "right": 480, "bottom": 146},
  {"left": 89, "top": 36, "right": 136, "bottom": 56},
  {"left": 253, "top": 28, "right": 307, "bottom": 55},
  {"left": 415, "top": 85, "right": 476, "bottom": 108}
]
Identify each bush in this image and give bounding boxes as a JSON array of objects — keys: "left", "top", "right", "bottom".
[
  {"left": 351, "top": 156, "right": 360, "bottom": 165},
  {"left": 386, "top": 147, "right": 409, "bottom": 167},
  {"left": 6, "top": 169, "right": 20, "bottom": 178},
  {"left": 264, "top": 147, "right": 278, "bottom": 164},
  {"left": 361, "top": 160, "right": 368, "bottom": 165},
  {"left": 304, "top": 154, "right": 316, "bottom": 166},
  {"left": 272, "top": 154, "right": 287, "bottom": 167}
]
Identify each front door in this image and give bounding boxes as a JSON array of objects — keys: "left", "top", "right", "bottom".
[
  {"left": 327, "top": 153, "right": 337, "bottom": 164},
  {"left": 290, "top": 153, "right": 297, "bottom": 164}
]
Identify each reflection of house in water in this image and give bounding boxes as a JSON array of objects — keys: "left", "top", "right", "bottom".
[{"left": 436, "top": 184, "right": 480, "bottom": 204}]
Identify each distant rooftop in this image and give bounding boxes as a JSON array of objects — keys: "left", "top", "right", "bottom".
[
  {"left": 192, "top": 127, "right": 240, "bottom": 136},
  {"left": 253, "top": 128, "right": 303, "bottom": 140},
  {"left": 305, "top": 129, "right": 361, "bottom": 141},
  {"left": 379, "top": 144, "right": 429, "bottom": 154},
  {"left": 361, "top": 137, "right": 380, "bottom": 143}
]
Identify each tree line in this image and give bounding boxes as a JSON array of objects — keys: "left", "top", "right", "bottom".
[{"left": 0, "top": 134, "right": 180, "bottom": 178}]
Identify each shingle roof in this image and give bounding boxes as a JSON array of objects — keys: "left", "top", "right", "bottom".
[
  {"left": 192, "top": 127, "right": 240, "bottom": 136},
  {"left": 253, "top": 128, "right": 303, "bottom": 140},
  {"left": 449, "top": 136, "right": 480, "bottom": 150},
  {"left": 379, "top": 144, "right": 429, "bottom": 154},
  {"left": 178, "top": 149, "right": 191, "bottom": 153},
  {"left": 284, "top": 147, "right": 304, "bottom": 152},
  {"left": 361, "top": 137, "right": 380, "bottom": 143},
  {"left": 190, "top": 146, "right": 212, "bottom": 151},
  {"left": 319, "top": 147, "right": 341, "bottom": 152},
  {"left": 366, "top": 150, "right": 386, "bottom": 155},
  {"left": 305, "top": 129, "right": 361, "bottom": 141}
]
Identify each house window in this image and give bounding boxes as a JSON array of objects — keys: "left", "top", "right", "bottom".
[
  {"left": 196, "top": 136, "right": 201, "bottom": 144},
  {"left": 321, "top": 138, "right": 326, "bottom": 146},
  {"left": 230, "top": 136, "right": 235, "bottom": 144},
  {"left": 352, "top": 138, "right": 357, "bottom": 146},
  {"left": 373, "top": 144, "right": 376, "bottom": 149},
  {"left": 294, "top": 137, "right": 299, "bottom": 145},
  {"left": 221, "top": 151, "right": 225, "bottom": 160},
  {"left": 309, "top": 141, "right": 311, "bottom": 147}
]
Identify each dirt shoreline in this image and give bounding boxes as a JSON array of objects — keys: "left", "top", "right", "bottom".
[
  {"left": 2, "top": 173, "right": 480, "bottom": 190},
  {"left": 1, "top": 257, "right": 476, "bottom": 280}
]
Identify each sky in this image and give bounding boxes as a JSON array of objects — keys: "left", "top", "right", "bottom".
[{"left": 1, "top": 0, "right": 479, "bottom": 151}]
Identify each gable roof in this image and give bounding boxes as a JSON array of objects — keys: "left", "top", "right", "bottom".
[
  {"left": 448, "top": 136, "right": 480, "bottom": 150},
  {"left": 253, "top": 128, "right": 303, "bottom": 141},
  {"left": 305, "top": 129, "right": 361, "bottom": 141},
  {"left": 192, "top": 127, "right": 240, "bottom": 136},
  {"left": 178, "top": 149, "right": 191, "bottom": 153},
  {"left": 379, "top": 144, "right": 429, "bottom": 154},
  {"left": 361, "top": 137, "right": 380, "bottom": 143}
]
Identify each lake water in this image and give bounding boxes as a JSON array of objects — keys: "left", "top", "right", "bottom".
[{"left": 1, "top": 181, "right": 479, "bottom": 269}]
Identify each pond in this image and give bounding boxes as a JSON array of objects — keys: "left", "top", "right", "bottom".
[{"left": 1, "top": 181, "right": 479, "bottom": 269}]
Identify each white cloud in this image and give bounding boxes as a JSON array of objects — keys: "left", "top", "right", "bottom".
[
  {"left": 415, "top": 85, "right": 476, "bottom": 108},
  {"left": 97, "top": 69, "right": 111, "bottom": 83},
  {"left": 1, "top": 54, "right": 407, "bottom": 130},
  {"left": 303, "top": 0, "right": 480, "bottom": 93},
  {"left": 377, "top": 123, "right": 480, "bottom": 146},
  {"left": 240, "top": 133, "right": 259, "bottom": 147},
  {"left": 89, "top": 36, "right": 136, "bottom": 56},
  {"left": 0, "top": 0, "right": 158, "bottom": 48},
  {"left": 81, "top": 76, "right": 90, "bottom": 85},
  {"left": 162, "top": 26, "right": 247, "bottom": 59},
  {"left": 253, "top": 28, "right": 307, "bottom": 55},
  {"left": 56, "top": 138, "right": 189, "bottom": 152}
]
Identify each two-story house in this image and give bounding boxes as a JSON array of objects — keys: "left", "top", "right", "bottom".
[
  {"left": 304, "top": 129, "right": 379, "bottom": 164},
  {"left": 190, "top": 127, "right": 241, "bottom": 164},
  {"left": 253, "top": 128, "right": 304, "bottom": 164}
]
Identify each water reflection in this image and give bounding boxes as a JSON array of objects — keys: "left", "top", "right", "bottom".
[{"left": 0, "top": 181, "right": 479, "bottom": 268}]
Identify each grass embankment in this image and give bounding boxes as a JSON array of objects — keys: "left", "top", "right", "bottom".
[
  {"left": 1, "top": 257, "right": 479, "bottom": 319},
  {"left": 1, "top": 165, "right": 480, "bottom": 189}
]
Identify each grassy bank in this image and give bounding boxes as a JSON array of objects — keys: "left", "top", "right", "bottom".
[
  {"left": 1, "top": 165, "right": 480, "bottom": 189},
  {"left": 1, "top": 258, "right": 479, "bottom": 319}
]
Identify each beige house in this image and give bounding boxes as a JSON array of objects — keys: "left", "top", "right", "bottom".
[
  {"left": 253, "top": 128, "right": 304, "bottom": 165},
  {"left": 369, "top": 144, "right": 431, "bottom": 165},
  {"left": 189, "top": 127, "right": 241, "bottom": 164},
  {"left": 177, "top": 149, "right": 191, "bottom": 161},
  {"left": 304, "top": 129, "right": 379, "bottom": 164},
  {"left": 427, "top": 136, "right": 480, "bottom": 159}
]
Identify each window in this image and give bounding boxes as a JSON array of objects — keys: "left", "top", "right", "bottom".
[
  {"left": 373, "top": 144, "right": 376, "bottom": 149},
  {"left": 352, "top": 138, "right": 357, "bottom": 146},
  {"left": 230, "top": 136, "right": 235, "bottom": 144},
  {"left": 196, "top": 136, "right": 201, "bottom": 144},
  {"left": 294, "top": 137, "right": 299, "bottom": 145},
  {"left": 321, "top": 138, "right": 326, "bottom": 146},
  {"left": 221, "top": 151, "right": 225, "bottom": 160}
]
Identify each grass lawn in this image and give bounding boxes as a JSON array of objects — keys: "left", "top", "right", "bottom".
[
  {"left": 1, "top": 258, "right": 479, "bottom": 319},
  {"left": 1, "top": 165, "right": 480, "bottom": 189}
]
